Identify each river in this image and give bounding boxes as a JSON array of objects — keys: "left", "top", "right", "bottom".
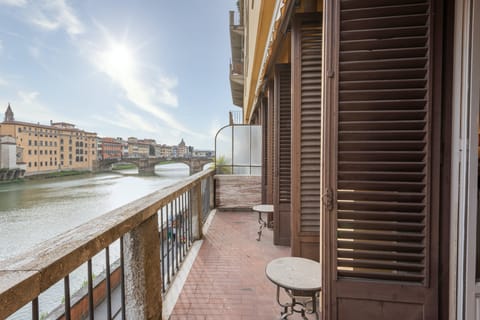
[{"left": 0, "top": 163, "right": 190, "bottom": 319}]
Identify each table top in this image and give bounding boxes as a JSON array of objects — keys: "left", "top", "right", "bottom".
[
  {"left": 265, "top": 257, "right": 321, "bottom": 292},
  {"left": 252, "top": 204, "right": 274, "bottom": 213}
]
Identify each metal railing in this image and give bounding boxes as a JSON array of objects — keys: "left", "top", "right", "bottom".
[{"left": 0, "top": 168, "right": 215, "bottom": 320}]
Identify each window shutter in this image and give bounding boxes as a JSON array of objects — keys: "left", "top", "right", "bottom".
[
  {"left": 291, "top": 13, "right": 322, "bottom": 258},
  {"left": 273, "top": 64, "right": 291, "bottom": 246},
  {"left": 336, "top": 0, "right": 431, "bottom": 283},
  {"left": 267, "top": 84, "right": 275, "bottom": 205}
]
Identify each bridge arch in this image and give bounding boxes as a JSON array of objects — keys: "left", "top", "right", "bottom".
[{"left": 97, "top": 157, "right": 213, "bottom": 175}]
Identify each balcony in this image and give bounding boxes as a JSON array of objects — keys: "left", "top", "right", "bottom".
[
  {"left": 229, "top": 10, "right": 244, "bottom": 108},
  {"left": 0, "top": 169, "right": 302, "bottom": 319}
]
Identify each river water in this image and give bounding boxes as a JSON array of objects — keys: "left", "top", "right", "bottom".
[{"left": 0, "top": 163, "right": 190, "bottom": 319}]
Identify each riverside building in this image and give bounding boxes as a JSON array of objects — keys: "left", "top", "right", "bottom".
[{"left": 0, "top": 104, "right": 97, "bottom": 175}]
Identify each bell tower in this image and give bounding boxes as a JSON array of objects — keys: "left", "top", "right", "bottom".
[{"left": 4, "top": 103, "right": 14, "bottom": 122}]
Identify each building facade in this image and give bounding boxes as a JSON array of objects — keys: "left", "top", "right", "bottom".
[
  {"left": 177, "top": 138, "right": 188, "bottom": 158},
  {"left": 99, "top": 137, "right": 123, "bottom": 160},
  {"left": 230, "top": 0, "right": 480, "bottom": 319},
  {"left": 0, "top": 105, "right": 97, "bottom": 175},
  {"left": 127, "top": 137, "right": 150, "bottom": 158}
]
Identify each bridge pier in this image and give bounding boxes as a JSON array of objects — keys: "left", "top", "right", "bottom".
[
  {"left": 138, "top": 159, "right": 155, "bottom": 175},
  {"left": 189, "top": 159, "right": 210, "bottom": 175}
]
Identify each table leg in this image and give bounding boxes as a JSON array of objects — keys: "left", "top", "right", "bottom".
[
  {"left": 256, "top": 211, "right": 267, "bottom": 241},
  {"left": 274, "top": 285, "right": 320, "bottom": 320}
]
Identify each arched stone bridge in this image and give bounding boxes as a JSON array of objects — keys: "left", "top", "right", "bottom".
[{"left": 96, "top": 157, "right": 213, "bottom": 175}]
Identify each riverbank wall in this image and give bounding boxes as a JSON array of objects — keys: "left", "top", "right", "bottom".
[
  {"left": 0, "top": 168, "right": 25, "bottom": 182},
  {"left": 47, "top": 260, "right": 122, "bottom": 320}
]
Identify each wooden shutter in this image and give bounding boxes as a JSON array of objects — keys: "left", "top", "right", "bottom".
[
  {"left": 323, "top": 0, "right": 444, "bottom": 318},
  {"left": 266, "top": 83, "right": 275, "bottom": 205},
  {"left": 261, "top": 94, "right": 273, "bottom": 204},
  {"left": 273, "top": 64, "right": 291, "bottom": 246},
  {"left": 291, "top": 14, "right": 322, "bottom": 259}
]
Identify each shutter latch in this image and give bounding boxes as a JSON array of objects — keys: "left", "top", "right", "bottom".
[{"left": 322, "top": 188, "right": 333, "bottom": 211}]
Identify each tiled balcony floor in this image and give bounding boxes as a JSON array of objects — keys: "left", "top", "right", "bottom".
[{"left": 169, "top": 210, "right": 291, "bottom": 319}]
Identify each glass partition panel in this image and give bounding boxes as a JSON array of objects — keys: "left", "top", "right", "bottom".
[
  {"left": 250, "top": 126, "right": 262, "bottom": 167},
  {"left": 233, "top": 126, "right": 251, "bottom": 166},
  {"left": 215, "top": 124, "right": 261, "bottom": 176}
]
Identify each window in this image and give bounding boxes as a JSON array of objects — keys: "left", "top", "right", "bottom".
[{"left": 28, "top": 162, "right": 31, "bottom": 167}]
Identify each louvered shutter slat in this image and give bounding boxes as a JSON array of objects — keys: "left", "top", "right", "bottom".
[
  {"left": 300, "top": 22, "right": 321, "bottom": 234},
  {"left": 336, "top": 0, "right": 430, "bottom": 283},
  {"left": 273, "top": 64, "right": 292, "bottom": 246}
]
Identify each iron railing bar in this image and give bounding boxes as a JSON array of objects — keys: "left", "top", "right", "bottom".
[
  {"left": 120, "top": 237, "right": 126, "bottom": 320},
  {"left": 189, "top": 190, "right": 193, "bottom": 244},
  {"left": 105, "top": 247, "right": 112, "bottom": 320},
  {"left": 168, "top": 201, "right": 173, "bottom": 284},
  {"left": 160, "top": 206, "right": 166, "bottom": 294},
  {"left": 176, "top": 196, "right": 180, "bottom": 261},
  {"left": 32, "top": 297, "right": 39, "bottom": 320},
  {"left": 87, "top": 259, "right": 94, "bottom": 320},
  {"left": 183, "top": 192, "right": 187, "bottom": 254},
  {"left": 175, "top": 197, "right": 179, "bottom": 271},
  {"left": 64, "top": 275, "right": 71, "bottom": 320},
  {"left": 180, "top": 193, "right": 187, "bottom": 261}
]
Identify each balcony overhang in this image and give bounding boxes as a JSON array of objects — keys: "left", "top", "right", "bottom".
[
  {"left": 230, "top": 68, "right": 244, "bottom": 107},
  {"left": 230, "top": 25, "right": 244, "bottom": 65}
]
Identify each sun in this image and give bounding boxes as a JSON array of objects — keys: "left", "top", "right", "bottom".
[{"left": 98, "top": 42, "right": 136, "bottom": 78}]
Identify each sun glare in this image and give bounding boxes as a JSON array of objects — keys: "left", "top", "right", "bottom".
[{"left": 99, "top": 42, "right": 136, "bottom": 77}]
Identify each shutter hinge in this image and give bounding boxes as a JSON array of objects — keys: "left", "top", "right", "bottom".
[
  {"left": 322, "top": 188, "right": 333, "bottom": 211},
  {"left": 327, "top": 70, "right": 335, "bottom": 78}
]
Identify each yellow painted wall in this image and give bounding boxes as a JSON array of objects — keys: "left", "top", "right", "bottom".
[
  {"left": 243, "top": 0, "right": 275, "bottom": 123},
  {"left": 0, "top": 122, "right": 97, "bottom": 175}
]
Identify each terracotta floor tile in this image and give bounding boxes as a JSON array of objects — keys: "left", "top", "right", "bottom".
[{"left": 169, "top": 210, "right": 290, "bottom": 319}]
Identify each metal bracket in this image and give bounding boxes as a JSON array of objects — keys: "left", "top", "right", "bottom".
[{"left": 322, "top": 188, "right": 333, "bottom": 211}]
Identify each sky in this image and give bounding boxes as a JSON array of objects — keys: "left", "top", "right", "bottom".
[{"left": 0, "top": 0, "right": 238, "bottom": 150}]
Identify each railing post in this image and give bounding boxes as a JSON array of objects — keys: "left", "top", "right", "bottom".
[
  {"left": 191, "top": 181, "right": 203, "bottom": 240},
  {"left": 122, "top": 214, "right": 162, "bottom": 320},
  {"left": 209, "top": 175, "right": 214, "bottom": 210}
]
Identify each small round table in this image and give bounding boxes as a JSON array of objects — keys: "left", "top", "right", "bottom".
[
  {"left": 266, "top": 257, "right": 321, "bottom": 319},
  {"left": 252, "top": 204, "right": 274, "bottom": 241}
]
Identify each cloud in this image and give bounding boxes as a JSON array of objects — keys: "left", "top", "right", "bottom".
[
  {"left": 7, "top": 89, "right": 59, "bottom": 124},
  {"left": 0, "top": 0, "right": 27, "bottom": 7},
  {"left": 29, "top": 0, "right": 84, "bottom": 37},
  {"left": 0, "top": 77, "right": 8, "bottom": 86},
  {"left": 89, "top": 29, "right": 203, "bottom": 137},
  {"left": 17, "top": 90, "right": 39, "bottom": 104},
  {"left": 93, "top": 105, "right": 159, "bottom": 134},
  {"left": 0, "top": 0, "right": 84, "bottom": 37}
]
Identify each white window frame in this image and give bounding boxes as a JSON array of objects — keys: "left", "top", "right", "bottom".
[{"left": 451, "top": 0, "right": 480, "bottom": 319}]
